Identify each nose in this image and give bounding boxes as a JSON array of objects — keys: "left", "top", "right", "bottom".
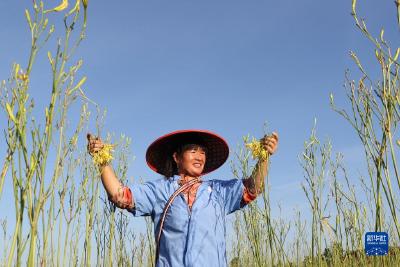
[{"left": 194, "top": 151, "right": 205, "bottom": 161}]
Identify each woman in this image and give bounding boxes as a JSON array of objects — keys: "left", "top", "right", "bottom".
[{"left": 87, "top": 129, "right": 278, "bottom": 266}]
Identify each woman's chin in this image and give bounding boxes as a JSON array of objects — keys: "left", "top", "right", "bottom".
[{"left": 185, "top": 170, "right": 203, "bottom": 177}]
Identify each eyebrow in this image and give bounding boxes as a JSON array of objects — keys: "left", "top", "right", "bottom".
[{"left": 191, "top": 147, "right": 206, "bottom": 152}]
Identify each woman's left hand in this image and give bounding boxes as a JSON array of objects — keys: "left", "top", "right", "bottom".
[{"left": 261, "top": 132, "right": 279, "bottom": 155}]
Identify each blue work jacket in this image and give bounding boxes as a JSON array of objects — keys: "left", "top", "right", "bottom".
[{"left": 130, "top": 176, "right": 245, "bottom": 267}]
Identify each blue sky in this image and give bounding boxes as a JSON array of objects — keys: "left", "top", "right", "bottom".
[{"left": 0, "top": 0, "right": 399, "bottom": 237}]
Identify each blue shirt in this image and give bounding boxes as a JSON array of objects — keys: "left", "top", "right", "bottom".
[{"left": 130, "top": 176, "right": 245, "bottom": 267}]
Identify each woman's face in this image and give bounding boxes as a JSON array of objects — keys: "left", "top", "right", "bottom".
[{"left": 174, "top": 145, "right": 206, "bottom": 177}]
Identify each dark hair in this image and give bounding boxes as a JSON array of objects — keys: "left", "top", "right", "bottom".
[{"left": 163, "top": 143, "right": 208, "bottom": 178}]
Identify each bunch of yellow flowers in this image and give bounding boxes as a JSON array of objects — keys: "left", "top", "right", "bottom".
[
  {"left": 245, "top": 137, "right": 269, "bottom": 161},
  {"left": 92, "top": 144, "right": 114, "bottom": 166}
]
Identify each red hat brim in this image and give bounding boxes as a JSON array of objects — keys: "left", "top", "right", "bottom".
[{"left": 146, "top": 129, "right": 229, "bottom": 176}]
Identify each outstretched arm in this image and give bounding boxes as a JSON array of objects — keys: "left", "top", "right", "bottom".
[
  {"left": 87, "top": 134, "right": 133, "bottom": 209},
  {"left": 242, "top": 132, "right": 278, "bottom": 197}
]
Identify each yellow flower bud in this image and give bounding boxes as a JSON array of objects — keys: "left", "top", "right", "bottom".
[
  {"left": 245, "top": 137, "right": 269, "bottom": 161},
  {"left": 45, "top": 0, "right": 69, "bottom": 13},
  {"left": 93, "top": 144, "right": 115, "bottom": 166},
  {"left": 83, "top": 0, "right": 88, "bottom": 9}
]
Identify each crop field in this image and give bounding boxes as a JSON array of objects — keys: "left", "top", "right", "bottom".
[{"left": 1, "top": 1, "right": 400, "bottom": 266}]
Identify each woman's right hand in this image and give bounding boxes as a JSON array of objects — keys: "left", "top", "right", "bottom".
[{"left": 87, "top": 133, "right": 104, "bottom": 156}]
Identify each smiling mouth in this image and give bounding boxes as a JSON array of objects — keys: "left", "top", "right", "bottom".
[{"left": 193, "top": 163, "right": 203, "bottom": 168}]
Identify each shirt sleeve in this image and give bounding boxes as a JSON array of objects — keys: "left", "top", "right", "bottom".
[
  {"left": 129, "top": 181, "right": 157, "bottom": 217},
  {"left": 216, "top": 179, "right": 245, "bottom": 215},
  {"left": 242, "top": 187, "right": 258, "bottom": 204}
]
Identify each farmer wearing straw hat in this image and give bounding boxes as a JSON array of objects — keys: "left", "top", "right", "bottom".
[{"left": 87, "top": 130, "right": 278, "bottom": 266}]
